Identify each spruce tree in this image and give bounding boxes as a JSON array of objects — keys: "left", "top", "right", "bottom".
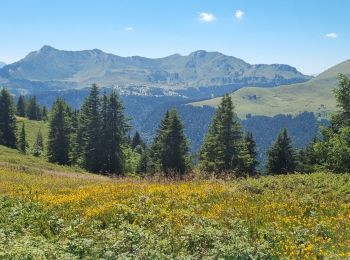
[
  {"left": 151, "top": 110, "right": 190, "bottom": 176},
  {"left": 101, "top": 90, "right": 129, "bottom": 174},
  {"left": 137, "top": 149, "right": 150, "bottom": 174},
  {"left": 79, "top": 84, "right": 103, "bottom": 172},
  {"left": 42, "top": 106, "right": 48, "bottom": 121},
  {"left": 0, "top": 88, "right": 17, "bottom": 148},
  {"left": 132, "top": 131, "right": 144, "bottom": 150},
  {"left": 18, "top": 122, "right": 27, "bottom": 154},
  {"left": 47, "top": 98, "right": 71, "bottom": 165},
  {"left": 16, "top": 95, "right": 26, "bottom": 117},
  {"left": 27, "top": 96, "right": 39, "bottom": 120},
  {"left": 266, "top": 129, "right": 297, "bottom": 175},
  {"left": 199, "top": 94, "right": 247, "bottom": 174},
  {"left": 32, "top": 128, "right": 44, "bottom": 157},
  {"left": 245, "top": 132, "right": 259, "bottom": 174}
]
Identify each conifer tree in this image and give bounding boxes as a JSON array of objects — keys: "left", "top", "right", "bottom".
[
  {"left": 151, "top": 110, "right": 190, "bottom": 176},
  {"left": 0, "top": 88, "right": 17, "bottom": 148},
  {"left": 16, "top": 95, "right": 26, "bottom": 117},
  {"left": 137, "top": 149, "right": 149, "bottom": 174},
  {"left": 27, "top": 96, "right": 39, "bottom": 120},
  {"left": 79, "top": 84, "right": 102, "bottom": 172},
  {"left": 32, "top": 128, "right": 44, "bottom": 157},
  {"left": 69, "top": 109, "right": 81, "bottom": 165},
  {"left": 266, "top": 129, "right": 297, "bottom": 174},
  {"left": 101, "top": 90, "right": 129, "bottom": 174},
  {"left": 245, "top": 132, "right": 259, "bottom": 174},
  {"left": 47, "top": 98, "right": 71, "bottom": 165},
  {"left": 42, "top": 106, "right": 48, "bottom": 121},
  {"left": 132, "top": 131, "right": 144, "bottom": 150},
  {"left": 18, "top": 122, "right": 27, "bottom": 154},
  {"left": 199, "top": 94, "right": 247, "bottom": 174}
]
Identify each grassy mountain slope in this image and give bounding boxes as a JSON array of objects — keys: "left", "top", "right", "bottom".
[
  {"left": 0, "top": 46, "right": 310, "bottom": 91},
  {"left": 192, "top": 59, "right": 350, "bottom": 118},
  {"left": 16, "top": 117, "right": 48, "bottom": 147},
  {"left": 0, "top": 145, "right": 349, "bottom": 258}
]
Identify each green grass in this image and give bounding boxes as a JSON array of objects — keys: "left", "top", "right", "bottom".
[
  {"left": 191, "top": 60, "right": 350, "bottom": 118},
  {"left": 1, "top": 148, "right": 350, "bottom": 258},
  {"left": 16, "top": 117, "right": 49, "bottom": 149}
]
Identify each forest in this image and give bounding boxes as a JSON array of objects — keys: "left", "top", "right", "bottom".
[{"left": 1, "top": 74, "right": 350, "bottom": 176}]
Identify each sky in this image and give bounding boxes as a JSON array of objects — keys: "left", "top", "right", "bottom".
[{"left": 0, "top": 0, "right": 349, "bottom": 75}]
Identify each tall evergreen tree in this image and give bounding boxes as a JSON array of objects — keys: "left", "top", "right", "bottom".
[
  {"left": 79, "top": 84, "right": 103, "bottom": 172},
  {"left": 26, "top": 96, "right": 39, "bottom": 120},
  {"left": 151, "top": 109, "right": 190, "bottom": 176},
  {"left": 42, "top": 106, "right": 48, "bottom": 121},
  {"left": 101, "top": 90, "right": 129, "bottom": 174},
  {"left": 16, "top": 95, "right": 26, "bottom": 117},
  {"left": 47, "top": 98, "right": 71, "bottom": 165},
  {"left": 132, "top": 131, "right": 144, "bottom": 150},
  {"left": 266, "top": 129, "right": 297, "bottom": 174},
  {"left": 32, "top": 128, "right": 44, "bottom": 157},
  {"left": 0, "top": 88, "right": 17, "bottom": 148},
  {"left": 18, "top": 122, "right": 27, "bottom": 154},
  {"left": 69, "top": 109, "right": 81, "bottom": 165},
  {"left": 199, "top": 94, "right": 247, "bottom": 174},
  {"left": 245, "top": 132, "right": 259, "bottom": 174}
]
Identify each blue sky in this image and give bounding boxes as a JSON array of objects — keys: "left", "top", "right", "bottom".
[{"left": 0, "top": 0, "right": 349, "bottom": 75}]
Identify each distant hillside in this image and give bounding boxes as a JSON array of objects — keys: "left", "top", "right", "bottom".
[
  {"left": 191, "top": 59, "right": 350, "bottom": 118},
  {"left": 0, "top": 46, "right": 310, "bottom": 95},
  {"left": 0, "top": 62, "right": 5, "bottom": 68}
]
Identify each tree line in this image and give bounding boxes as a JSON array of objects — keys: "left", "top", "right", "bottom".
[{"left": 1, "top": 74, "right": 350, "bottom": 176}]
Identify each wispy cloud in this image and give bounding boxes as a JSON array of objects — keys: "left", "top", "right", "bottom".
[
  {"left": 325, "top": 32, "right": 338, "bottom": 38},
  {"left": 124, "top": 27, "right": 134, "bottom": 32},
  {"left": 198, "top": 12, "right": 216, "bottom": 23},
  {"left": 234, "top": 9, "right": 245, "bottom": 20}
]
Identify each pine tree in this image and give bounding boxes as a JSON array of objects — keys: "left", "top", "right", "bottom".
[
  {"left": 199, "top": 94, "right": 247, "bottom": 174},
  {"left": 47, "top": 98, "right": 71, "bottom": 165},
  {"left": 26, "top": 96, "right": 39, "bottom": 120},
  {"left": 101, "top": 90, "right": 129, "bottom": 174},
  {"left": 79, "top": 84, "right": 103, "bottom": 172},
  {"left": 245, "top": 132, "right": 259, "bottom": 174},
  {"left": 69, "top": 109, "right": 81, "bottom": 165},
  {"left": 132, "top": 131, "right": 144, "bottom": 151},
  {"left": 0, "top": 88, "right": 17, "bottom": 148},
  {"left": 136, "top": 149, "right": 149, "bottom": 174},
  {"left": 151, "top": 109, "right": 190, "bottom": 176},
  {"left": 266, "top": 129, "right": 297, "bottom": 175},
  {"left": 32, "top": 128, "right": 44, "bottom": 157},
  {"left": 18, "top": 122, "right": 27, "bottom": 154},
  {"left": 16, "top": 95, "right": 26, "bottom": 117},
  {"left": 42, "top": 106, "right": 48, "bottom": 121}
]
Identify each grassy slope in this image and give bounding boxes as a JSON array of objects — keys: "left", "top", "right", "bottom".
[
  {"left": 0, "top": 145, "right": 350, "bottom": 258},
  {"left": 192, "top": 60, "right": 350, "bottom": 118},
  {"left": 16, "top": 117, "right": 49, "bottom": 148}
]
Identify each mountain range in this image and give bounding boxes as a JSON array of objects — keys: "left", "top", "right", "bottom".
[
  {"left": 0, "top": 46, "right": 310, "bottom": 98},
  {"left": 191, "top": 59, "right": 350, "bottom": 118},
  {"left": 0, "top": 62, "right": 5, "bottom": 68}
]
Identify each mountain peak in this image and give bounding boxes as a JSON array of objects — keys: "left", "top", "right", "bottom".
[{"left": 39, "top": 45, "right": 57, "bottom": 52}]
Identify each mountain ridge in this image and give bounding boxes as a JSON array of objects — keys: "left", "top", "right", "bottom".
[
  {"left": 191, "top": 59, "right": 350, "bottom": 118},
  {"left": 0, "top": 45, "right": 311, "bottom": 92}
]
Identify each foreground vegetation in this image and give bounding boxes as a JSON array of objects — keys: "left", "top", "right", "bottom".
[{"left": 0, "top": 148, "right": 349, "bottom": 258}]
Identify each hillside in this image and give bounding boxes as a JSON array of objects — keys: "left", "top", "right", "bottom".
[
  {"left": 0, "top": 46, "right": 310, "bottom": 94},
  {"left": 191, "top": 59, "right": 350, "bottom": 118},
  {"left": 0, "top": 61, "right": 5, "bottom": 68},
  {"left": 0, "top": 145, "right": 349, "bottom": 258}
]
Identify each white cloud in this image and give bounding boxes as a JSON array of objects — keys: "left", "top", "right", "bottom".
[
  {"left": 234, "top": 9, "right": 245, "bottom": 20},
  {"left": 124, "top": 27, "right": 134, "bottom": 32},
  {"left": 198, "top": 12, "right": 216, "bottom": 23},
  {"left": 325, "top": 32, "right": 338, "bottom": 38}
]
